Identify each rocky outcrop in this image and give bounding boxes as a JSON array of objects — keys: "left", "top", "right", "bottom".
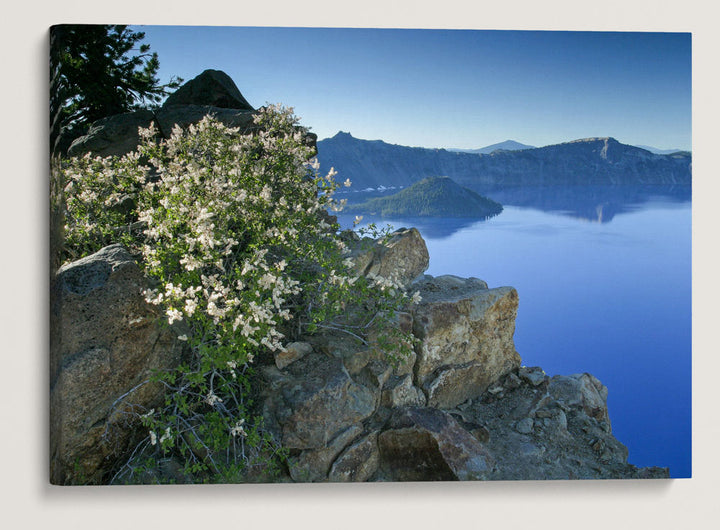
[
  {"left": 51, "top": 225, "right": 668, "bottom": 484},
  {"left": 66, "top": 110, "right": 156, "bottom": 159},
  {"left": 65, "top": 69, "right": 316, "bottom": 159},
  {"left": 346, "top": 227, "right": 430, "bottom": 288},
  {"left": 453, "top": 368, "right": 669, "bottom": 480},
  {"left": 411, "top": 275, "right": 521, "bottom": 408},
  {"left": 51, "top": 228, "right": 668, "bottom": 483},
  {"left": 50, "top": 244, "right": 186, "bottom": 484},
  {"left": 253, "top": 231, "right": 666, "bottom": 482},
  {"left": 161, "top": 69, "right": 254, "bottom": 110}
]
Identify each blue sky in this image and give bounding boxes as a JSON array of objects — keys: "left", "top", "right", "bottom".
[{"left": 134, "top": 26, "right": 691, "bottom": 151}]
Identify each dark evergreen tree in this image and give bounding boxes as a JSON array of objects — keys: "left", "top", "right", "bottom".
[{"left": 50, "top": 24, "right": 182, "bottom": 155}]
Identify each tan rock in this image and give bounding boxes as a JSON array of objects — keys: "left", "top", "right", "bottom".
[
  {"left": 349, "top": 228, "right": 429, "bottom": 288},
  {"left": 275, "top": 341, "right": 313, "bottom": 370},
  {"left": 50, "top": 245, "right": 185, "bottom": 484},
  {"left": 412, "top": 277, "right": 521, "bottom": 408}
]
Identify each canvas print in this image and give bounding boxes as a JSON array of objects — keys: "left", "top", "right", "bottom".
[{"left": 49, "top": 25, "right": 691, "bottom": 485}]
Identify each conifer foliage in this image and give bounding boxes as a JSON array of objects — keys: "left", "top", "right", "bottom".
[{"left": 50, "top": 24, "right": 181, "bottom": 154}]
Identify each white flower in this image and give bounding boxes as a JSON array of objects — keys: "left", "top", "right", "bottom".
[
  {"left": 343, "top": 178, "right": 352, "bottom": 187},
  {"left": 166, "top": 308, "right": 183, "bottom": 325},
  {"left": 354, "top": 215, "right": 363, "bottom": 225},
  {"left": 184, "top": 298, "right": 198, "bottom": 316},
  {"left": 149, "top": 431, "right": 157, "bottom": 445},
  {"left": 177, "top": 334, "right": 188, "bottom": 341},
  {"left": 230, "top": 419, "right": 247, "bottom": 438},
  {"left": 159, "top": 427, "right": 172, "bottom": 444},
  {"left": 411, "top": 291, "right": 423, "bottom": 305},
  {"left": 204, "top": 391, "right": 223, "bottom": 407}
]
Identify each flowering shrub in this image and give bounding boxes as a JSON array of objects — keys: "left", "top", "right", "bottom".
[{"left": 57, "top": 105, "right": 417, "bottom": 483}]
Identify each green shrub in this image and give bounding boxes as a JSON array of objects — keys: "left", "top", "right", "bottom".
[{"left": 57, "top": 105, "right": 417, "bottom": 483}]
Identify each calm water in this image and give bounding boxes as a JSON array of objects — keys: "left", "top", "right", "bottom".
[{"left": 338, "top": 191, "right": 692, "bottom": 478}]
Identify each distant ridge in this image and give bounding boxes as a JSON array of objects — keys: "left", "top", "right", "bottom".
[
  {"left": 449, "top": 140, "right": 535, "bottom": 154},
  {"left": 345, "top": 176, "right": 503, "bottom": 218},
  {"left": 634, "top": 145, "right": 689, "bottom": 155},
  {"left": 317, "top": 133, "right": 691, "bottom": 195}
]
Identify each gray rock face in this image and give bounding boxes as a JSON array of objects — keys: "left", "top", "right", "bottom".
[
  {"left": 161, "top": 69, "right": 254, "bottom": 110},
  {"left": 548, "top": 373, "right": 611, "bottom": 426},
  {"left": 412, "top": 275, "right": 521, "bottom": 408},
  {"left": 378, "top": 407, "right": 495, "bottom": 481},
  {"left": 50, "top": 245, "right": 185, "bottom": 484},
  {"left": 458, "top": 368, "right": 669, "bottom": 480},
  {"left": 154, "top": 104, "right": 256, "bottom": 137},
  {"left": 287, "top": 424, "right": 363, "bottom": 483},
  {"left": 67, "top": 110, "right": 155, "bottom": 158},
  {"left": 260, "top": 353, "right": 376, "bottom": 450},
  {"left": 274, "top": 341, "right": 312, "bottom": 370},
  {"left": 328, "top": 432, "right": 380, "bottom": 482}
]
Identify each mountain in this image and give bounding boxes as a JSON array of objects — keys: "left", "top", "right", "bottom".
[
  {"left": 318, "top": 133, "right": 692, "bottom": 201},
  {"left": 634, "top": 145, "right": 688, "bottom": 155},
  {"left": 448, "top": 140, "right": 535, "bottom": 154},
  {"left": 345, "top": 176, "right": 503, "bottom": 218}
]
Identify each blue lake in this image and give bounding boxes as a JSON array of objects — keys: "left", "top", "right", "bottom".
[{"left": 338, "top": 189, "right": 692, "bottom": 478}]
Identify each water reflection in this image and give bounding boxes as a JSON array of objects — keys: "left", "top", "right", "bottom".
[
  {"left": 483, "top": 184, "right": 691, "bottom": 223},
  {"left": 336, "top": 214, "right": 483, "bottom": 238},
  {"left": 339, "top": 184, "right": 691, "bottom": 234}
]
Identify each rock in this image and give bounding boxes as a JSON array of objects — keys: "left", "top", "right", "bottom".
[
  {"left": 461, "top": 370, "right": 668, "bottom": 480},
  {"left": 412, "top": 276, "right": 521, "bottom": 408},
  {"left": 67, "top": 110, "right": 156, "bottom": 158},
  {"left": 515, "top": 417, "right": 534, "bottom": 434},
  {"left": 288, "top": 424, "right": 363, "bottom": 482},
  {"left": 361, "top": 359, "right": 393, "bottom": 390},
  {"left": 350, "top": 228, "right": 429, "bottom": 288},
  {"left": 155, "top": 104, "right": 256, "bottom": 137},
  {"left": 548, "top": 373, "right": 611, "bottom": 425},
  {"left": 260, "top": 353, "right": 377, "bottom": 450},
  {"left": 328, "top": 432, "right": 380, "bottom": 482},
  {"left": 519, "top": 366, "right": 547, "bottom": 386},
  {"left": 161, "top": 69, "right": 254, "bottom": 110},
  {"left": 377, "top": 407, "right": 495, "bottom": 481},
  {"left": 62, "top": 70, "right": 316, "bottom": 158},
  {"left": 380, "top": 375, "right": 427, "bottom": 408},
  {"left": 50, "top": 244, "right": 186, "bottom": 484},
  {"left": 274, "top": 341, "right": 312, "bottom": 370}
]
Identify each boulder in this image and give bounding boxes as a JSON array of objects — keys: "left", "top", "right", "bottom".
[
  {"left": 62, "top": 70, "right": 317, "bottom": 158},
  {"left": 350, "top": 228, "right": 429, "bottom": 288},
  {"left": 548, "top": 373, "right": 611, "bottom": 425},
  {"left": 328, "top": 432, "right": 380, "bottom": 482},
  {"left": 380, "top": 375, "right": 426, "bottom": 408},
  {"left": 160, "top": 69, "right": 254, "bottom": 110},
  {"left": 411, "top": 275, "right": 521, "bottom": 408},
  {"left": 377, "top": 407, "right": 495, "bottom": 481},
  {"left": 260, "top": 353, "right": 377, "bottom": 450},
  {"left": 154, "top": 104, "right": 256, "bottom": 137},
  {"left": 50, "top": 245, "right": 186, "bottom": 484},
  {"left": 288, "top": 424, "right": 363, "bottom": 483},
  {"left": 67, "top": 110, "right": 155, "bottom": 158}
]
